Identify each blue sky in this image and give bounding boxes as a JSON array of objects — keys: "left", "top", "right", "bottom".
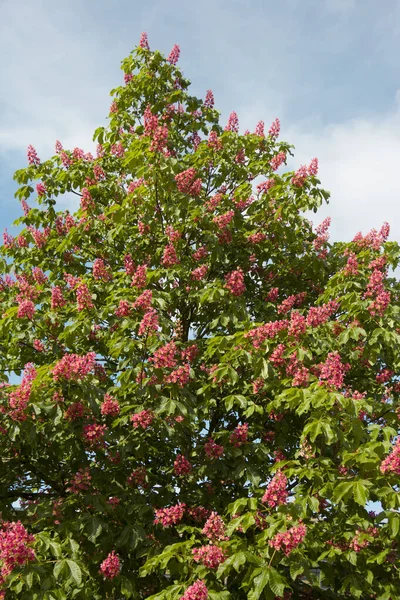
[{"left": 1, "top": 0, "right": 400, "bottom": 244}]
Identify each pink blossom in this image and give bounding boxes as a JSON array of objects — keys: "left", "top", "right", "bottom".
[
  {"left": 33, "top": 339, "right": 44, "bottom": 352},
  {"left": 133, "top": 289, "right": 153, "bottom": 311},
  {"left": 174, "top": 454, "right": 192, "bottom": 476},
  {"left": 165, "top": 363, "right": 191, "bottom": 387},
  {"left": 308, "top": 157, "right": 319, "bottom": 176},
  {"left": 268, "top": 118, "right": 280, "bottom": 138},
  {"left": 52, "top": 352, "right": 96, "bottom": 381},
  {"left": 138, "top": 309, "right": 159, "bottom": 336},
  {"left": 66, "top": 468, "right": 91, "bottom": 493},
  {"left": 100, "top": 551, "right": 120, "bottom": 579},
  {"left": 139, "top": 32, "right": 150, "bottom": 50},
  {"left": 162, "top": 243, "right": 180, "bottom": 267},
  {"left": 180, "top": 580, "right": 208, "bottom": 600},
  {"left": 193, "top": 246, "right": 208, "bottom": 261},
  {"left": 213, "top": 210, "right": 234, "bottom": 230},
  {"left": 291, "top": 165, "right": 308, "bottom": 187},
  {"left": 254, "top": 120, "right": 265, "bottom": 137},
  {"left": 150, "top": 341, "right": 177, "bottom": 369},
  {"left": 93, "top": 258, "right": 112, "bottom": 281},
  {"left": 167, "top": 44, "right": 180, "bottom": 64},
  {"left": 229, "top": 423, "right": 249, "bottom": 447},
  {"left": 225, "top": 111, "right": 239, "bottom": 133},
  {"left": 204, "top": 438, "right": 224, "bottom": 459},
  {"left": 27, "top": 145, "right": 40, "bottom": 165},
  {"left": 101, "top": 394, "right": 120, "bottom": 417},
  {"left": 115, "top": 300, "right": 131, "bottom": 317},
  {"left": 270, "top": 151, "right": 286, "bottom": 171},
  {"left": 17, "top": 299, "right": 35, "bottom": 319},
  {"left": 191, "top": 264, "right": 209, "bottom": 281},
  {"left": 175, "top": 168, "right": 202, "bottom": 196},
  {"left": 193, "top": 545, "right": 226, "bottom": 568},
  {"left": 262, "top": 471, "right": 288, "bottom": 507},
  {"left": 380, "top": 438, "right": 400, "bottom": 475},
  {"left": 257, "top": 179, "right": 275, "bottom": 194},
  {"left": 36, "top": 183, "right": 46, "bottom": 197},
  {"left": 245, "top": 319, "right": 288, "bottom": 349},
  {"left": 204, "top": 90, "right": 214, "bottom": 108},
  {"left": 269, "top": 523, "right": 307, "bottom": 556},
  {"left": 76, "top": 283, "right": 94, "bottom": 311},
  {"left": 131, "top": 264, "right": 147, "bottom": 288},
  {"left": 51, "top": 286, "right": 66, "bottom": 309},
  {"left": 83, "top": 423, "right": 107, "bottom": 448},
  {"left": 0, "top": 521, "right": 35, "bottom": 579},
  {"left": 128, "top": 467, "right": 147, "bottom": 487},
  {"left": 306, "top": 301, "right": 339, "bottom": 327},
  {"left": 225, "top": 268, "right": 246, "bottom": 296},
  {"left": 208, "top": 130, "right": 222, "bottom": 150},
  {"left": 202, "top": 512, "right": 228, "bottom": 541},
  {"left": 154, "top": 503, "right": 186, "bottom": 527},
  {"left": 131, "top": 409, "right": 155, "bottom": 429},
  {"left": 318, "top": 352, "right": 350, "bottom": 390}
]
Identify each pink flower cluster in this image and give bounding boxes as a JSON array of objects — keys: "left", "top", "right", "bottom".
[
  {"left": 225, "top": 111, "right": 239, "bottom": 133},
  {"left": 8, "top": 364, "right": 36, "bottom": 421},
  {"left": 51, "top": 286, "right": 66, "bottom": 309},
  {"left": 364, "top": 268, "right": 391, "bottom": 317},
  {"left": 257, "top": 179, "right": 275, "bottom": 194},
  {"left": 254, "top": 120, "right": 265, "bottom": 137},
  {"left": 306, "top": 300, "right": 339, "bottom": 327},
  {"left": 313, "top": 217, "right": 331, "bottom": 253},
  {"left": 245, "top": 319, "right": 288, "bottom": 349},
  {"left": 83, "top": 423, "right": 107, "bottom": 447},
  {"left": 133, "top": 289, "right": 153, "bottom": 311},
  {"left": 150, "top": 341, "right": 177, "bottom": 369},
  {"left": 17, "top": 299, "right": 35, "bottom": 319},
  {"left": 268, "top": 118, "right": 280, "bottom": 138},
  {"left": 192, "top": 545, "right": 226, "bottom": 568},
  {"left": 213, "top": 210, "right": 234, "bottom": 230},
  {"left": 202, "top": 512, "right": 228, "bottom": 541},
  {"left": 175, "top": 168, "right": 202, "bottom": 196},
  {"left": 262, "top": 471, "right": 288, "bottom": 508},
  {"left": 93, "top": 258, "right": 112, "bottom": 281},
  {"left": 131, "top": 409, "right": 155, "bottom": 429},
  {"left": 66, "top": 468, "right": 92, "bottom": 493},
  {"left": 154, "top": 503, "right": 186, "bottom": 527},
  {"left": 100, "top": 551, "right": 120, "bottom": 579},
  {"left": 101, "top": 393, "right": 120, "bottom": 416},
  {"left": 128, "top": 467, "right": 147, "bottom": 487},
  {"left": 318, "top": 352, "right": 350, "bottom": 390},
  {"left": 174, "top": 454, "right": 192, "bottom": 476},
  {"left": 138, "top": 309, "right": 159, "bottom": 336},
  {"left": 229, "top": 423, "right": 249, "bottom": 447},
  {"left": 139, "top": 32, "right": 150, "bottom": 49},
  {"left": 131, "top": 264, "right": 147, "bottom": 288},
  {"left": 0, "top": 521, "right": 35, "bottom": 580},
  {"left": 165, "top": 363, "right": 191, "bottom": 387},
  {"left": 27, "top": 144, "right": 40, "bottom": 165},
  {"left": 76, "top": 283, "right": 94, "bottom": 311},
  {"left": 208, "top": 130, "right": 222, "bottom": 149},
  {"left": 191, "top": 264, "right": 209, "bottom": 281},
  {"left": 115, "top": 300, "right": 131, "bottom": 317},
  {"left": 269, "top": 523, "right": 307, "bottom": 556},
  {"left": 162, "top": 243, "right": 180, "bottom": 267},
  {"left": 180, "top": 580, "right": 208, "bottom": 600},
  {"left": 167, "top": 44, "right": 180, "bottom": 64},
  {"left": 353, "top": 223, "right": 390, "bottom": 250},
  {"left": 204, "top": 90, "right": 214, "bottom": 108},
  {"left": 380, "top": 437, "right": 400, "bottom": 475},
  {"left": 52, "top": 352, "right": 96, "bottom": 381},
  {"left": 204, "top": 438, "right": 224, "bottom": 459},
  {"left": 225, "top": 268, "right": 246, "bottom": 296},
  {"left": 270, "top": 151, "right": 286, "bottom": 171}
]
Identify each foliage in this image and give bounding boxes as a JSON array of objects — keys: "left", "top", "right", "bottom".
[{"left": 1, "top": 33, "right": 400, "bottom": 600}]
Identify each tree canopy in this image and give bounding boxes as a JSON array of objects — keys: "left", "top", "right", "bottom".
[{"left": 1, "top": 32, "right": 400, "bottom": 600}]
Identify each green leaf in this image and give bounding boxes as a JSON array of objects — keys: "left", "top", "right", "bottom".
[
  {"left": 248, "top": 569, "right": 269, "bottom": 600},
  {"left": 66, "top": 560, "right": 82, "bottom": 586},
  {"left": 268, "top": 567, "right": 286, "bottom": 597},
  {"left": 353, "top": 481, "right": 369, "bottom": 506}
]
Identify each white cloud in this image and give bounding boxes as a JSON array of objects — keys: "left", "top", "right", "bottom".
[{"left": 284, "top": 98, "right": 400, "bottom": 243}]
